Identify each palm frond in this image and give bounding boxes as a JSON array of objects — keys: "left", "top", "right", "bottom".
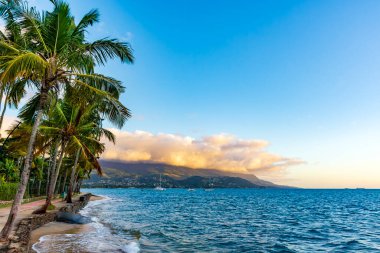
[
  {"left": 54, "top": 102, "right": 69, "bottom": 125},
  {"left": 72, "top": 72, "right": 125, "bottom": 97},
  {"left": 0, "top": 40, "right": 20, "bottom": 54},
  {"left": 7, "top": 79, "right": 28, "bottom": 108},
  {"left": 73, "top": 9, "right": 99, "bottom": 36},
  {"left": 11, "top": 2, "right": 49, "bottom": 54},
  {"left": 44, "top": 0, "right": 73, "bottom": 55},
  {"left": 85, "top": 38, "right": 134, "bottom": 65},
  {"left": 100, "top": 95, "right": 131, "bottom": 128},
  {"left": 18, "top": 93, "right": 40, "bottom": 123},
  {"left": 0, "top": 52, "right": 47, "bottom": 83},
  {"left": 100, "top": 128, "right": 115, "bottom": 144}
]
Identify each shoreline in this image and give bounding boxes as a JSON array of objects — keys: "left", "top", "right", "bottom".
[
  {"left": 0, "top": 193, "right": 95, "bottom": 252},
  {"left": 30, "top": 195, "right": 105, "bottom": 249}
]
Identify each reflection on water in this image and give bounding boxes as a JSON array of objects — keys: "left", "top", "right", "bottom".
[{"left": 33, "top": 189, "right": 380, "bottom": 252}]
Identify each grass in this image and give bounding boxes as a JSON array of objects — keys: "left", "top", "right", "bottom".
[
  {"left": 0, "top": 186, "right": 68, "bottom": 209},
  {"left": 0, "top": 202, "right": 12, "bottom": 208},
  {"left": 47, "top": 204, "right": 56, "bottom": 210},
  {"left": 0, "top": 196, "right": 47, "bottom": 209},
  {"left": 0, "top": 182, "right": 18, "bottom": 201}
]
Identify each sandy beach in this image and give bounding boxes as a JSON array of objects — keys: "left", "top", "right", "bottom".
[{"left": 30, "top": 195, "right": 104, "bottom": 246}]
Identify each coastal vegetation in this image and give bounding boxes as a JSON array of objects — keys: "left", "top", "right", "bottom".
[{"left": 0, "top": 0, "right": 133, "bottom": 239}]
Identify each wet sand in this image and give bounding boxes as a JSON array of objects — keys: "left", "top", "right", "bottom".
[
  {"left": 30, "top": 195, "right": 104, "bottom": 245},
  {"left": 30, "top": 221, "right": 91, "bottom": 244}
]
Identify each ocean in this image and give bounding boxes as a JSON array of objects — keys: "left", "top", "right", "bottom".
[{"left": 32, "top": 188, "right": 380, "bottom": 252}]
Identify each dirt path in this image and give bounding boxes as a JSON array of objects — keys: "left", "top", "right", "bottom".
[{"left": 0, "top": 198, "right": 64, "bottom": 231}]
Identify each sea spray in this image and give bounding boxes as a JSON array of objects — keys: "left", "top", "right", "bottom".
[{"left": 124, "top": 242, "right": 141, "bottom": 253}]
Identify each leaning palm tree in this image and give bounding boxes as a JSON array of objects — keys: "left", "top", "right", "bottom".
[
  {"left": 66, "top": 111, "right": 112, "bottom": 203},
  {"left": 0, "top": 0, "right": 133, "bottom": 238},
  {"left": 63, "top": 86, "right": 119, "bottom": 203}
]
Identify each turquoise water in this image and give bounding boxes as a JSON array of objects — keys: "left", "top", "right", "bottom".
[{"left": 33, "top": 188, "right": 380, "bottom": 252}]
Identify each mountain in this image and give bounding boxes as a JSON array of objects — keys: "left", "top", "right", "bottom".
[{"left": 82, "top": 160, "right": 289, "bottom": 188}]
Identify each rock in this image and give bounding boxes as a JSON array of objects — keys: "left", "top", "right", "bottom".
[{"left": 56, "top": 212, "right": 91, "bottom": 224}]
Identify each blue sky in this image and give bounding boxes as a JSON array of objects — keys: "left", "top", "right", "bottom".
[{"left": 6, "top": 0, "right": 380, "bottom": 187}]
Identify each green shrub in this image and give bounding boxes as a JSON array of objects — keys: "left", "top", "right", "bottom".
[
  {"left": 0, "top": 182, "right": 19, "bottom": 201},
  {"left": 47, "top": 204, "right": 56, "bottom": 210}
]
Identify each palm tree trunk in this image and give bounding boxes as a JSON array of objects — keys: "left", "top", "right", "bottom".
[
  {"left": 37, "top": 180, "right": 42, "bottom": 197},
  {"left": 38, "top": 153, "right": 45, "bottom": 197},
  {"left": 44, "top": 141, "right": 67, "bottom": 209},
  {"left": 72, "top": 171, "right": 79, "bottom": 195},
  {"left": 0, "top": 86, "right": 4, "bottom": 112},
  {"left": 55, "top": 174, "right": 62, "bottom": 195},
  {"left": 0, "top": 88, "right": 48, "bottom": 239},
  {"left": 67, "top": 149, "right": 80, "bottom": 203},
  {"left": 45, "top": 147, "right": 55, "bottom": 195},
  {"left": 61, "top": 169, "right": 68, "bottom": 194},
  {"left": 77, "top": 179, "right": 83, "bottom": 193},
  {"left": 45, "top": 140, "right": 59, "bottom": 200},
  {"left": 0, "top": 89, "right": 10, "bottom": 131}
]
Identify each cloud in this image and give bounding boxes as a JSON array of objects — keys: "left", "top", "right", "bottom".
[
  {"left": 0, "top": 20, "right": 5, "bottom": 33},
  {"left": 0, "top": 115, "right": 19, "bottom": 138},
  {"left": 102, "top": 130, "right": 302, "bottom": 176},
  {"left": 121, "top": 32, "right": 134, "bottom": 42}
]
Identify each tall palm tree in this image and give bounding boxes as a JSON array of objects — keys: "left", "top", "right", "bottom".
[
  {"left": 0, "top": 0, "right": 133, "bottom": 238},
  {"left": 34, "top": 99, "right": 112, "bottom": 212}
]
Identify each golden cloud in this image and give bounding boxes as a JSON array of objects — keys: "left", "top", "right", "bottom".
[
  {"left": 0, "top": 115, "right": 18, "bottom": 138},
  {"left": 102, "top": 130, "right": 302, "bottom": 176}
]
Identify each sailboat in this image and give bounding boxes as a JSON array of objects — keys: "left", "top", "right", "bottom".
[
  {"left": 155, "top": 174, "right": 165, "bottom": 191},
  {"left": 204, "top": 181, "right": 214, "bottom": 191}
]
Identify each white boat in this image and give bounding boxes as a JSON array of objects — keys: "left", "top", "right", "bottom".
[
  {"left": 155, "top": 174, "right": 165, "bottom": 191},
  {"left": 187, "top": 188, "right": 195, "bottom": 191},
  {"left": 204, "top": 181, "right": 214, "bottom": 191}
]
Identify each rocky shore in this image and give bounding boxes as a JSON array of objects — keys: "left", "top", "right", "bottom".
[{"left": 0, "top": 193, "right": 92, "bottom": 253}]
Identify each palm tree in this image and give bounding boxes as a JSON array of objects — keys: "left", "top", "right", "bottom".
[
  {"left": 0, "top": 0, "right": 133, "bottom": 238},
  {"left": 34, "top": 99, "right": 112, "bottom": 212},
  {"left": 66, "top": 117, "right": 110, "bottom": 203}
]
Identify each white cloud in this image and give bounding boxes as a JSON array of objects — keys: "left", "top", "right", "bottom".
[
  {"left": 0, "top": 115, "right": 19, "bottom": 138},
  {"left": 0, "top": 20, "right": 5, "bottom": 33},
  {"left": 121, "top": 31, "right": 134, "bottom": 42},
  {"left": 102, "top": 130, "right": 302, "bottom": 176}
]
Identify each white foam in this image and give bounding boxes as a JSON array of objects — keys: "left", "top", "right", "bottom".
[
  {"left": 124, "top": 241, "right": 141, "bottom": 253},
  {"left": 32, "top": 194, "right": 138, "bottom": 253},
  {"left": 79, "top": 195, "right": 111, "bottom": 216}
]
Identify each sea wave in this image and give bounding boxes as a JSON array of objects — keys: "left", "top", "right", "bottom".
[
  {"left": 33, "top": 188, "right": 380, "bottom": 252},
  {"left": 32, "top": 195, "right": 140, "bottom": 253}
]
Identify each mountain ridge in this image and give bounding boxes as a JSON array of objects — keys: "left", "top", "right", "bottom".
[{"left": 83, "top": 160, "right": 291, "bottom": 188}]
